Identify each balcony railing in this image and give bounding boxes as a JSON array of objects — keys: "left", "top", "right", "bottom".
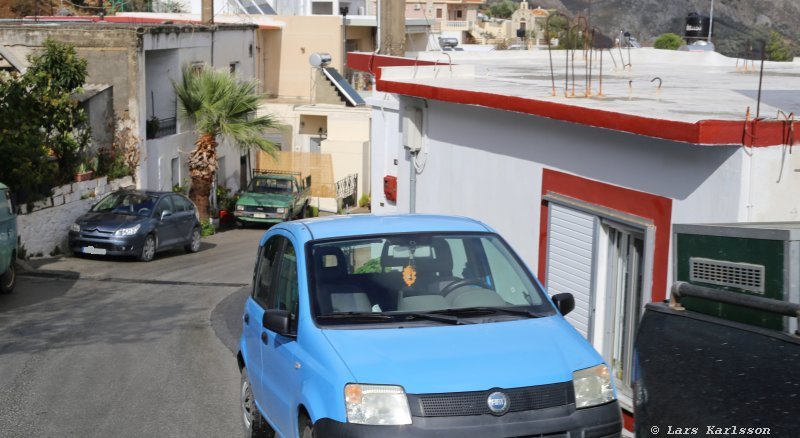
[
  {"left": 440, "top": 20, "right": 472, "bottom": 31},
  {"left": 146, "top": 116, "right": 177, "bottom": 139}
]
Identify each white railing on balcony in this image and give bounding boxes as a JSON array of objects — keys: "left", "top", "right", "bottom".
[{"left": 439, "top": 20, "right": 472, "bottom": 31}]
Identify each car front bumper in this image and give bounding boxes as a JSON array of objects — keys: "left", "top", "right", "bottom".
[
  {"left": 68, "top": 231, "right": 143, "bottom": 256},
  {"left": 313, "top": 401, "right": 621, "bottom": 438},
  {"left": 234, "top": 211, "right": 291, "bottom": 223}
]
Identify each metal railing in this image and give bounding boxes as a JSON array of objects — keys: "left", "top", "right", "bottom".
[{"left": 147, "top": 116, "right": 177, "bottom": 139}]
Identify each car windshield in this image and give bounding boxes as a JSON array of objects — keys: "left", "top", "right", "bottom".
[
  {"left": 91, "top": 192, "right": 158, "bottom": 216},
  {"left": 310, "top": 233, "right": 554, "bottom": 326},
  {"left": 248, "top": 177, "right": 293, "bottom": 195}
]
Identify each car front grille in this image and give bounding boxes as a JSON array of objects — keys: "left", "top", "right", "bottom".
[
  {"left": 407, "top": 382, "right": 572, "bottom": 417},
  {"left": 243, "top": 206, "right": 278, "bottom": 213}
]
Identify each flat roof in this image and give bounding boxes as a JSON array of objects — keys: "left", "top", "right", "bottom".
[{"left": 349, "top": 49, "right": 800, "bottom": 147}]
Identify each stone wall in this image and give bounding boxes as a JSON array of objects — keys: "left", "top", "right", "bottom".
[{"left": 17, "top": 176, "right": 134, "bottom": 259}]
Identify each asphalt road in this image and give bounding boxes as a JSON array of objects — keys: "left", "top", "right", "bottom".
[{"left": 0, "top": 228, "right": 266, "bottom": 437}]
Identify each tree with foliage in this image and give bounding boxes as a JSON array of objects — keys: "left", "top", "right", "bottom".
[
  {"left": 654, "top": 33, "right": 685, "bottom": 50},
  {"left": 766, "top": 31, "right": 793, "bottom": 61},
  {"left": 0, "top": 39, "right": 91, "bottom": 202},
  {"left": 488, "top": 0, "right": 517, "bottom": 19},
  {"left": 173, "top": 65, "right": 279, "bottom": 220},
  {"left": 544, "top": 14, "right": 583, "bottom": 50}
]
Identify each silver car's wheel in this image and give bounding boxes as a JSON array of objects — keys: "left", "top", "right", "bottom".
[
  {"left": 185, "top": 228, "right": 201, "bottom": 253},
  {"left": 139, "top": 235, "right": 156, "bottom": 262},
  {"left": 241, "top": 368, "right": 273, "bottom": 438}
]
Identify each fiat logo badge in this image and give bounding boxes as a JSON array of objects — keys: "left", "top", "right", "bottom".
[{"left": 487, "top": 391, "right": 509, "bottom": 415}]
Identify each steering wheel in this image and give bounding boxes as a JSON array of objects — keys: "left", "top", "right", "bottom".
[{"left": 440, "top": 278, "right": 491, "bottom": 296}]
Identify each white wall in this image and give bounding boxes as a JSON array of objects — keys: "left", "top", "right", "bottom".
[
  {"left": 372, "top": 98, "right": 748, "bottom": 269},
  {"left": 140, "top": 27, "right": 257, "bottom": 192},
  {"left": 367, "top": 93, "right": 401, "bottom": 212}
]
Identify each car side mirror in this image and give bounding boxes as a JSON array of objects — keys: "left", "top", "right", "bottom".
[
  {"left": 160, "top": 210, "right": 172, "bottom": 220},
  {"left": 263, "top": 310, "right": 296, "bottom": 338},
  {"left": 551, "top": 293, "right": 575, "bottom": 316}
]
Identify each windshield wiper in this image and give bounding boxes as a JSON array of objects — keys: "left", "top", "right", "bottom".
[
  {"left": 430, "top": 307, "right": 550, "bottom": 318},
  {"left": 316, "top": 312, "right": 394, "bottom": 322},
  {"left": 401, "top": 312, "right": 471, "bottom": 325}
]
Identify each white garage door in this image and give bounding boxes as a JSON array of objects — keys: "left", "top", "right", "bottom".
[{"left": 546, "top": 203, "right": 596, "bottom": 338}]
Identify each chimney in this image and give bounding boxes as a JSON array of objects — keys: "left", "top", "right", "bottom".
[
  {"left": 202, "top": 0, "right": 214, "bottom": 24},
  {"left": 379, "top": 0, "right": 405, "bottom": 56}
]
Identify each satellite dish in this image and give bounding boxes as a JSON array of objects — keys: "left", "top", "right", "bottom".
[{"left": 309, "top": 53, "right": 332, "bottom": 68}]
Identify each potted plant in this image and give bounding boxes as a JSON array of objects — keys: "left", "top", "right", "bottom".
[{"left": 74, "top": 156, "right": 97, "bottom": 182}]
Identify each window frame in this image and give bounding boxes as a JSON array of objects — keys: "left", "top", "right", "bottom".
[{"left": 253, "top": 236, "right": 287, "bottom": 309}]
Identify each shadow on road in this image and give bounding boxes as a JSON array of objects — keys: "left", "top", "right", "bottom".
[{"left": 0, "top": 274, "right": 205, "bottom": 357}]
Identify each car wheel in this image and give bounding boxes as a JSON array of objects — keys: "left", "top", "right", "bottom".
[
  {"left": 184, "top": 227, "right": 201, "bottom": 253},
  {"left": 0, "top": 262, "right": 15, "bottom": 294},
  {"left": 299, "top": 414, "right": 314, "bottom": 438},
  {"left": 139, "top": 234, "right": 156, "bottom": 262},
  {"left": 241, "top": 367, "right": 274, "bottom": 438}
]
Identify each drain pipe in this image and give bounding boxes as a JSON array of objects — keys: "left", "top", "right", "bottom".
[{"left": 409, "top": 151, "right": 417, "bottom": 213}]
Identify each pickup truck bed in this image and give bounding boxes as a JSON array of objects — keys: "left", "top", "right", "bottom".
[{"left": 634, "top": 299, "right": 800, "bottom": 436}]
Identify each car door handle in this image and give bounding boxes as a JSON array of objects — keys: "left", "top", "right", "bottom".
[
  {"left": 243, "top": 313, "right": 250, "bottom": 325},
  {"left": 261, "top": 332, "right": 269, "bottom": 345}
]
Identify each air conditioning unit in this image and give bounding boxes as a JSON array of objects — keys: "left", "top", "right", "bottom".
[{"left": 674, "top": 222, "right": 800, "bottom": 334}]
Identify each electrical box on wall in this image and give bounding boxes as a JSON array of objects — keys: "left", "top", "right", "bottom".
[
  {"left": 402, "top": 106, "right": 423, "bottom": 152},
  {"left": 383, "top": 175, "right": 397, "bottom": 203}
]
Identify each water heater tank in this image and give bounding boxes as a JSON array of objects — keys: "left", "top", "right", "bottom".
[{"left": 685, "top": 12, "right": 710, "bottom": 40}]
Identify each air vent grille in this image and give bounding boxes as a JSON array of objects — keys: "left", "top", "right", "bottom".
[{"left": 690, "top": 257, "right": 765, "bottom": 294}]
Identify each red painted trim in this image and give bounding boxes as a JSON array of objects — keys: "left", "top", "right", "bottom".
[
  {"left": 347, "top": 53, "right": 796, "bottom": 147},
  {"left": 347, "top": 52, "right": 441, "bottom": 82},
  {"left": 622, "top": 408, "right": 634, "bottom": 432},
  {"left": 24, "top": 16, "right": 279, "bottom": 29},
  {"left": 538, "top": 169, "right": 672, "bottom": 302}
]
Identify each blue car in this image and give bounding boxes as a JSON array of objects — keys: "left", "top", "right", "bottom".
[
  {"left": 68, "top": 190, "right": 201, "bottom": 262},
  {"left": 238, "top": 215, "right": 621, "bottom": 437}
]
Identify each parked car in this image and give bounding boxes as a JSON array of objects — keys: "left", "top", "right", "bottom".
[
  {"left": 68, "top": 190, "right": 201, "bottom": 262},
  {"left": 0, "top": 183, "right": 17, "bottom": 293},
  {"left": 238, "top": 214, "right": 622, "bottom": 437},
  {"left": 234, "top": 170, "right": 311, "bottom": 227}
]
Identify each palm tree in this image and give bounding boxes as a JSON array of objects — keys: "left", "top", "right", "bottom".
[{"left": 173, "top": 65, "right": 278, "bottom": 220}]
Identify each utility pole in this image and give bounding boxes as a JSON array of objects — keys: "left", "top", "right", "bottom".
[
  {"left": 708, "top": 0, "right": 714, "bottom": 42},
  {"left": 379, "top": 0, "right": 405, "bottom": 56},
  {"left": 202, "top": 0, "right": 213, "bottom": 24}
]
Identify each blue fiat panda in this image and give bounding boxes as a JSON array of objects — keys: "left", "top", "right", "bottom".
[{"left": 238, "top": 215, "right": 621, "bottom": 437}]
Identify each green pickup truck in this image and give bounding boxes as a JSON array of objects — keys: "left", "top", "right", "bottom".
[
  {"left": 0, "top": 183, "right": 17, "bottom": 294},
  {"left": 234, "top": 170, "right": 311, "bottom": 226}
]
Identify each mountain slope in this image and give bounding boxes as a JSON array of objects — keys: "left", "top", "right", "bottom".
[{"left": 530, "top": 0, "right": 799, "bottom": 58}]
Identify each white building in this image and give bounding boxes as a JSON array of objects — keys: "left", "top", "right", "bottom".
[{"left": 351, "top": 48, "right": 800, "bottom": 431}]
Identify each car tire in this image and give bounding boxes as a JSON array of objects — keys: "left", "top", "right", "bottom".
[
  {"left": 0, "top": 262, "right": 15, "bottom": 294},
  {"left": 299, "top": 414, "right": 314, "bottom": 438},
  {"left": 138, "top": 234, "right": 156, "bottom": 262},
  {"left": 241, "top": 367, "right": 274, "bottom": 438},
  {"left": 184, "top": 227, "right": 201, "bottom": 253},
  {"left": 300, "top": 203, "right": 308, "bottom": 219}
]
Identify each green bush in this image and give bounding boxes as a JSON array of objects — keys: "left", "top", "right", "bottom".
[
  {"left": 654, "top": 33, "right": 685, "bottom": 50},
  {"left": 201, "top": 219, "right": 215, "bottom": 237},
  {"left": 766, "top": 31, "right": 793, "bottom": 61},
  {"left": 358, "top": 193, "right": 370, "bottom": 208}
]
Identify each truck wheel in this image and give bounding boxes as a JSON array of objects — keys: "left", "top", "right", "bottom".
[
  {"left": 0, "top": 262, "right": 15, "bottom": 294},
  {"left": 241, "top": 368, "right": 274, "bottom": 438},
  {"left": 138, "top": 234, "right": 156, "bottom": 262},
  {"left": 300, "top": 203, "right": 308, "bottom": 219}
]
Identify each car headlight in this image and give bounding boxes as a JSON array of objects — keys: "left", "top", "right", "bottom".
[
  {"left": 70, "top": 223, "right": 81, "bottom": 232},
  {"left": 276, "top": 207, "right": 286, "bottom": 214},
  {"left": 114, "top": 224, "right": 141, "bottom": 237},
  {"left": 573, "top": 364, "right": 616, "bottom": 409},
  {"left": 345, "top": 384, "right": 412, "bottom": 425},
  {"left": 236, "top": 205, "right": 244, "bottom": 211}
]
